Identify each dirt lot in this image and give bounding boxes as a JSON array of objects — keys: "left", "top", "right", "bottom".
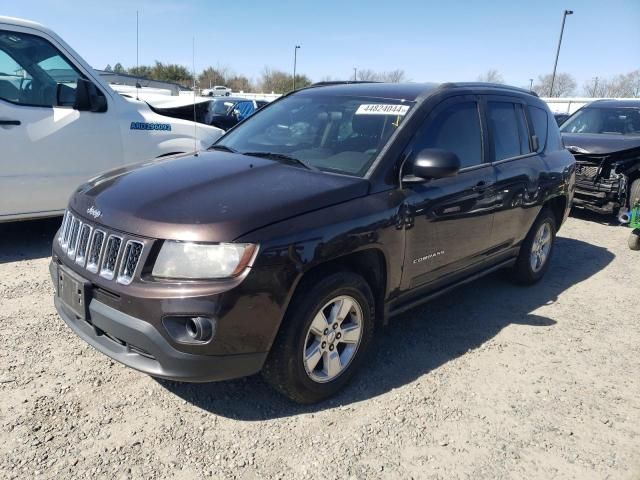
[{"left": 0, "top": 214, "right": 638, "bottom": 480}]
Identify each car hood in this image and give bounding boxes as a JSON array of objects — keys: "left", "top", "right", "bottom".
[
  {"left": 70, "top": 152, "right": 369, "bottom": 242},
  {"left": 562, "top": 133, "right": 640, "bottom": 155}
]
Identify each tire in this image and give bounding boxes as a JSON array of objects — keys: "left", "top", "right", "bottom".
[
  {"left": 629, "top": 229, "right": 640, "bottom": 251},
  {"left": 262, "top": 271, "right": 375, "bottom": 404},
  {"left": 511, "top": 209, "right": 557, "bottom": 285},
  {"left": 629, "top": 178, "right": 640, "bottom": 205}
]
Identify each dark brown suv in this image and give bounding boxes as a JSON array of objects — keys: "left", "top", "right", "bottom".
[{"left": 51, "top": 82, "right": 575, "bottom": 403}]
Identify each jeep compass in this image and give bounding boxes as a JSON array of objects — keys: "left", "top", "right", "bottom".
[{"left": 51, "top": 82, "right": 575, "bottom": 403}]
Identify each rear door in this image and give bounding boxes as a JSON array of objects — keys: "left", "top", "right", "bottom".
[
  {"left": 483, "top": 95, "right": 546, "bottom": 252},
  {"left": 401, "top": 95, "right": 498, "bottom": 290},
  {"left": 0, "top": 27, "right": 122, "bottom": 219}
]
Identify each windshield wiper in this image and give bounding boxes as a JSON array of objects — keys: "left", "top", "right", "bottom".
[
  {"left": 241, "top": 151, "right": 317, "bottom": 170},
  {"left": 208, "top": 144, "right": 237, "bottom": 153}
]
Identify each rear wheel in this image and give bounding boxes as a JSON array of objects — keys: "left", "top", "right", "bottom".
[
  {"left": 511, "top": 209, "right": 557, "bottom": 284},
  {"left": 262, "top": 272, "right": 375, "bottom": 404}
]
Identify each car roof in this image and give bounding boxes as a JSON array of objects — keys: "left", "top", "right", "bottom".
[
  {"left": 586, "top": 99, "right": 640, "bottom": 108},
  {"left": 296, "top": 81, "right": 537, "bottom": 102}
]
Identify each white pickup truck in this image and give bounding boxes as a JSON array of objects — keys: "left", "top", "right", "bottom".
[{"left": 0, "top": 16, "right": 224, "bottom": 222}]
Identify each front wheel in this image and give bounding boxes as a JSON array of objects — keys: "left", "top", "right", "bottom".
[
  {"left": 262, "top": 272, "right": 375, "bottom": 404},
  {"left": 511, "top": 209, "right": 557, "bottom": 284}
]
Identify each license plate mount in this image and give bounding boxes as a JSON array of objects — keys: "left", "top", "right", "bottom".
[{"left": 58, "top": 265, "right": 91, "bottom": 320}]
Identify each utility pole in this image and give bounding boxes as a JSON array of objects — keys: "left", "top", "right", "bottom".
[
  {"left": 353, "top": 68, "right": 357, "bottom": 81},
  {"left": 293, "top": 45, "right": 301, "bottom": 91},
  {"left": 550, "top": 10, "right": 574, "bottom": 97}
]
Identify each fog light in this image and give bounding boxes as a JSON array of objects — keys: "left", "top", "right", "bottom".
[
  {"left": 185, "top": 316, "right": 214, "bottom": 342},
  {"left": 163, "top": 316, "right": 216, "bottom": 344}
]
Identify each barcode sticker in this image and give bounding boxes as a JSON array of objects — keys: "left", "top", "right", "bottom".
[{"left": 355, "top": 104, "right": 410, "bottom": 116}]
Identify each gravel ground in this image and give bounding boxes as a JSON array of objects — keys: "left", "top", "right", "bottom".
[{"left": 0, "top": 213, "right": 639, "bottom": 480}]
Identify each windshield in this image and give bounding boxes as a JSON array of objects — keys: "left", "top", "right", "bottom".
[
  {"left": 211, "top": 100, "right": 236, "bottom": 115},
  {"left": 215, "top": 94, "right": 415, "bottom": 176},
  {"left": 560, "top": 107, "right": 640, "bottom": 135}
]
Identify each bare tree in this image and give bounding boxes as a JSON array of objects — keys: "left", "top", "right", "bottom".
[
  {"left": 583, "top": 77, "right": 610, "bottom": 97},
  {"left": 582, "top": 70, "right": 640, "bottom": 98},
  {"left": 477, "top": 69, "right": 504, "bottom": 84},
  {"left": 608, "top": 70, "right": 640, "bottom": 97},
  {"left": 356, "top": 68, "right": 378, "bottom": 81},
  {"left": 355, "top": 68, "right": 407, "bottom": 82},
  {"left": 533, "top": 73, "right": 577, "bottom": 97},
  {"left": 378, "top": 69, "right": 407, "bottom": 83}
]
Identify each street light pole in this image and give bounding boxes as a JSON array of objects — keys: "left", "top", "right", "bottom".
[
  {"left": 293, "top": 45, "right": 300, "bottom": 91},
  {"left": 550, "top": 9, "right": 573, "bottom": 97}
]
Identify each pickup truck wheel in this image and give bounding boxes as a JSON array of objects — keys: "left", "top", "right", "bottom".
[
  {"left": 629, "top": 229, "right": 640, "bottom": 250},
  {"left": 512, "top": 209, "right": 557, "bottom": 285},
  {"left": 262, "top": 272, "right": 375, "bottom": 404}
]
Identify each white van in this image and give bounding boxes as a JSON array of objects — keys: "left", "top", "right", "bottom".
[{"left": 0, "top": 16, "right": 224, "bottom": 222}]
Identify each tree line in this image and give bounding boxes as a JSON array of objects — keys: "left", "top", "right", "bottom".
[
  {"left": 103, "top": 62, "right": 412, "bottom": 93},
  {"left": 477, "top": 69, "right": 640, "bottom": 97},
  {"left": 102, "top": 62, "right": 640, "bottom": 97}
]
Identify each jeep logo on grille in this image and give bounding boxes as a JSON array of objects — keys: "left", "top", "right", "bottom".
[{"left": 87, "top": 206, "right": 102, "bottom": 219}]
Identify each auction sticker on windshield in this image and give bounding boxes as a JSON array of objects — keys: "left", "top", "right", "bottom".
[{"left": 355, "top": 104, "right": 410, "bottom": 115}]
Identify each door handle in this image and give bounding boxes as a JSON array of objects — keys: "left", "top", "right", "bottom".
[{"left": 0, "top": 120, "right": 21, "bottom": 126}]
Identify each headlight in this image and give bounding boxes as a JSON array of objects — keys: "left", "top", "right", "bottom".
[{"left": 152, "top": 241, "right": 258, "bottom": 279}]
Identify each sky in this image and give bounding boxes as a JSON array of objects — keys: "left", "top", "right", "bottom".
[{"left": 2, "top": 0, "right": 639, "bottom": 90}]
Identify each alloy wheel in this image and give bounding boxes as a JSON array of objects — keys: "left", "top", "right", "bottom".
[{"left": 302, "top": 295, "right": 364, "bottom": 383}]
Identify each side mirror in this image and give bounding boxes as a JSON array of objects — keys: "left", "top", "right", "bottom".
[
  {"left": 73, "top": 78, "right": 107, "bottom": 112},
  {"left": 403, "top": 148, "right": 461, "bottom": 183},
  {"left": 56, "top": 83, "right": 76, "bottom": 107}
]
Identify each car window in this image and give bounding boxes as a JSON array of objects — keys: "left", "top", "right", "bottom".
[
  {"left": 560, "top": 107, "right": 640, "bottom": 135},
  {"left": 412, "top": 101, "right": 483, "bottom": 169},
  {"left": 529, "top": 106, "right": 549, "bottom": 151},
  {"left": 0, "top": 30, "right": 83, "bottom": 107},
  {"left": 216, "top": 94, "right": 415, "bottom": 177},
  {"left": 487, "top": 101, "right": 530, "bottom": 161}
]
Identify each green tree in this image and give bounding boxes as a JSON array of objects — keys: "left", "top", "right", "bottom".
[
  {"left": 113, "top": 63, "right": 125, "bottom": 74},
  {"left": 104, "top": 64, "right": 112, "bottom": 72}
]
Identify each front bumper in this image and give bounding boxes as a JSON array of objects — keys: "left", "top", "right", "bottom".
[
  {"left": 54, "top": 292, "right": 267, "bottom": 382},
  {"left": 573, "top": 176, "right": 625, "bottom": 214}
]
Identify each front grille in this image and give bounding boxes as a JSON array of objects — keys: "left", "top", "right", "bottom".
[
  {"left": 86, "top": 230, "right": 106, "bottom": 273},
  {"left": 75, "top": 224, "right": 92, "bottom": 266},
  {"left": 117, "top": 241, "right": 144, "bottom": 285},
  {"left": 100, "top": 235, "right": 123, "bottom": 280},
  {"left": 66, "top": 217, "right": 81, "bottom": 257},
  {"left": 57, "top": 210, "right": 145, "bottom": 285}
]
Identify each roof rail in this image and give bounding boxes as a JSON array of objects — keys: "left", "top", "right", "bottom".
[
  {"left": 310, "top": 80, "right": 381, "bottom": 87},
  {"left": 440, "top": 82, "right": 539, "bottom": 97}
]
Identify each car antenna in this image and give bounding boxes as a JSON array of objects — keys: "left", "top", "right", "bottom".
[
  {"left": 192, "top": 36, "right": 198, "bottom": 156},
  {"left": 136, "top": 10, "right": 140, "bottom": 101}
]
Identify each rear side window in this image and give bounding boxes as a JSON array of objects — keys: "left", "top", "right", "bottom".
[
  {"left": 487, "top": 101, "right": 531, "bottom": 161},
  {"left": 529, "top": 106, "right": 548, "bottom": 152},
  {"left": 412, "top": 101, "right": 483, "bottom": 169}
]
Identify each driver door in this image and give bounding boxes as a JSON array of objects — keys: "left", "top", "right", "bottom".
[
  {"left": 401, "top": 96, "right": 498, "bottom": 290},
  {"left": 0, "top": 27, "right": 122, "bottom": 219}
]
